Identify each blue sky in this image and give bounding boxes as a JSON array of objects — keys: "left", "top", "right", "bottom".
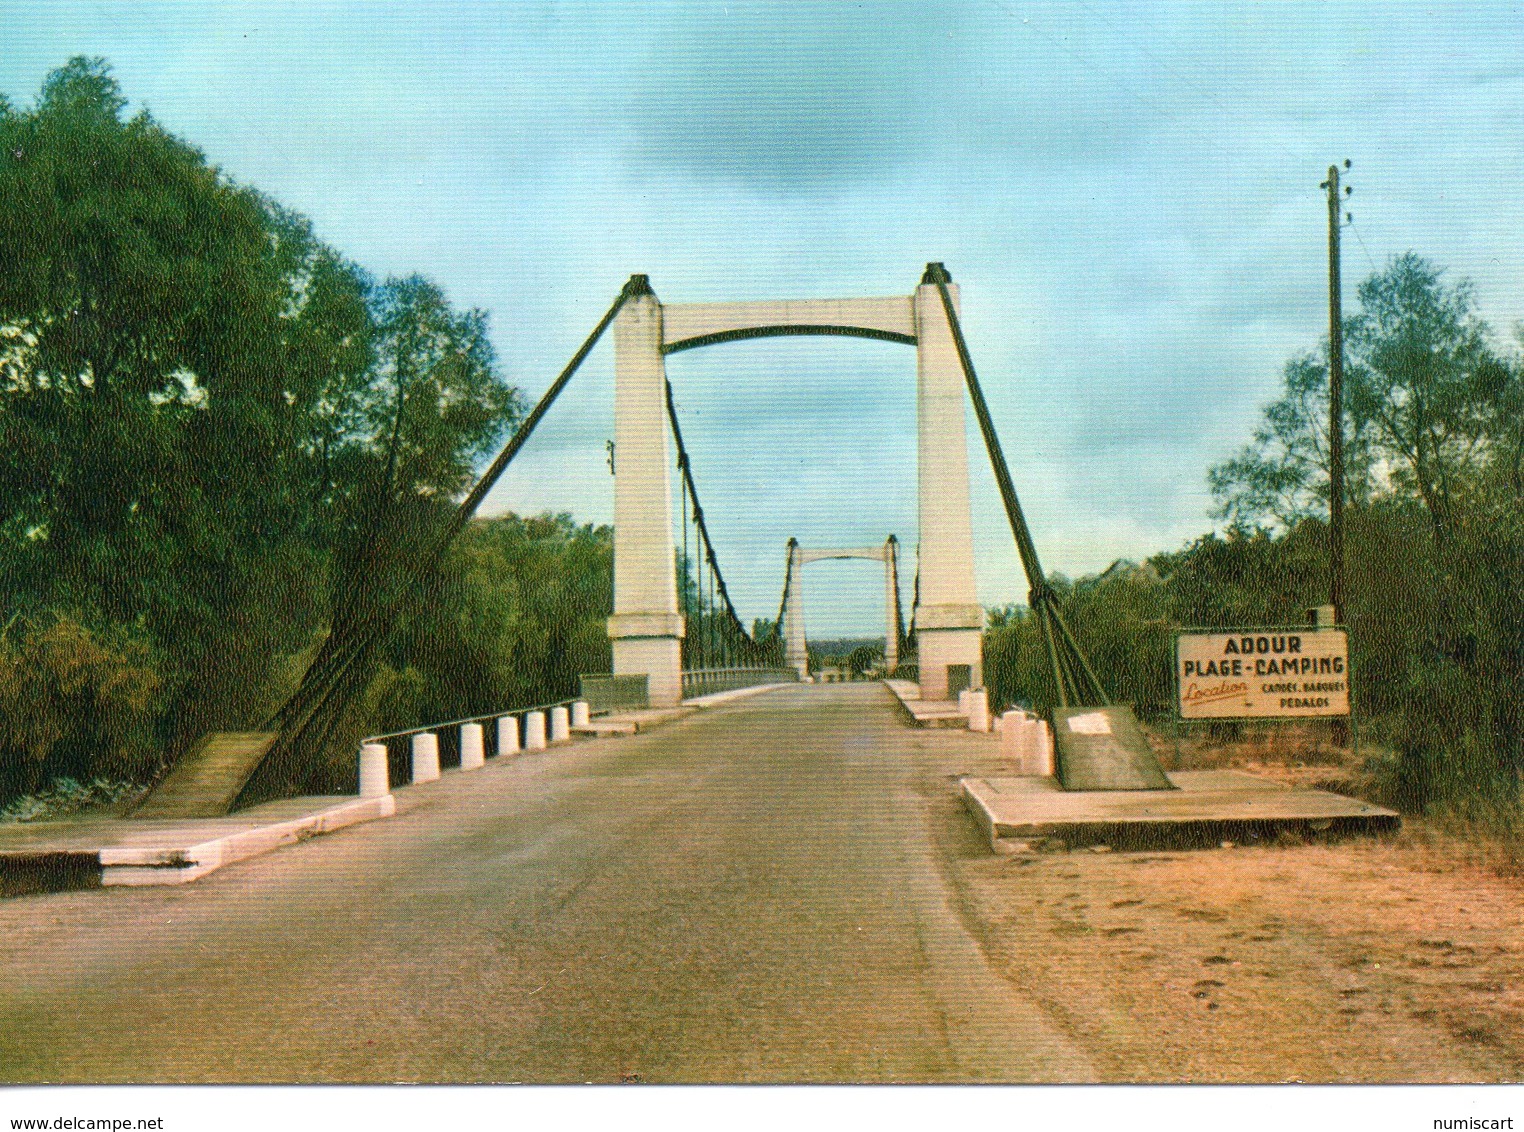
[{"left": 5, "top": 1, "right": 1523, "bottom": 635}]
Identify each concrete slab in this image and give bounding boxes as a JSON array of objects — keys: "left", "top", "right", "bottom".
[
  {"left": 961, "top": 769, "right": 1399, "bottom": 851},
  {"left": 0, "top": 794, "right": 395, "bottom": 895},
  {"left": 131, "top": 731, "right": 276, "bottom": 819},
  {"left": 884, "top": 679, "right": 970, "bottom": 729}
]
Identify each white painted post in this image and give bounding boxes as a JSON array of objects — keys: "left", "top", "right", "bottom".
[
  {"left": 524, "top": 711, "right": 547, "bottom": 751},
  {"left": 958, "top": 688, "right": 972, "bottom": 714},
  {"left": 460, "top": 722, "right": 485, "bottom": 770},
  {"left": 913, "top": 266, "right": 985, "bottom": 703},
  {"left": 571, "top": 700, "right": 590, "bottom": 728},
  {"left": 968, "top": 689, "right": 990, "bottom": 732},
  {"left": 1000, "top": 711, "right": 1022, "bottom": 759},
  {"left": 1034, "top": 719, "right": 1056, "bottom": 777},
  {"left": 359, "top": 742, "right": 390, "bottom": 797},
  {"left": 607, "top": 278, "right": 686, "bottom": 708},
  {"left": 550, "top": 705, "right": 571, "bottom": 743},
  {"left": 411, "top": 732, "right": 440, "bottom": 784},
  {"left": 496, "top": 714, "right": 520, "bottom": 757}
]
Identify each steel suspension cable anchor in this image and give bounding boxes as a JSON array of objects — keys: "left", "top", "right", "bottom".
[{"left": 926, "top": 263, "right": 1109, "bottom": 708}]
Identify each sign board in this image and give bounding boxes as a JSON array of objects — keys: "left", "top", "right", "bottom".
[{"left": 1176, "top": 630, "right": 1350, "bottom": 719}]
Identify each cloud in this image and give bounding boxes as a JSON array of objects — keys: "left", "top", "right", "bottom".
[{"left": 624, "top": 3, "right": 964, "bottom": 189}]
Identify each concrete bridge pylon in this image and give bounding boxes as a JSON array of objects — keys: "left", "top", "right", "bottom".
[
  {"left": 608, "top": 266, "right": 983, "bottom": 706},
  {"left": 607, "top": 277, "right": 686, "bottom": 708},
  {"left": 783, "top": 539, "right": 903, "bottom": 681}
]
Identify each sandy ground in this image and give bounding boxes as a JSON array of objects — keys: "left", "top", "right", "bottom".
[
  {"left": 0, "top": 682, "right": 1518, "bottom": 1083},
  {"left": 924, "top": 717, "right": 1524, "bottom": 1083}
]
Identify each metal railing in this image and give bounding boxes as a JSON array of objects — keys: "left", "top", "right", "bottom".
[
  {"left": 682, "top": 666, "right": 798, "bottom": 699},
  {"left": 361, "top": 697, "right": 579, "bottom": 788}
]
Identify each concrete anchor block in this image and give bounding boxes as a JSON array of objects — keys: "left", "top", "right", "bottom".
[
  {"left": 358, "top": 742, "right": 390, "bottom": 797},
  {"left": 460, "top": 722, "right": 485, "bottom": 770},
  {"left": 411, "top": 732, "right": 440, "bottom": 784},
  {"left": 550, "top": 705, "right": 571, "bottom": 743},
  {"left": 958, "top": 689, "right": 972, "bottom": 715},
  {"left": 968, "top": 689, "right": 990, "bottom": 732},
  {"left": 571, "top": 700, "right": 590, "bottom": 728},
  {"left": 497, "top": 715, "right": 520, "bottom": 757},
  {"left": 524, "top": 711, "right": 547, "bottom": 751}
]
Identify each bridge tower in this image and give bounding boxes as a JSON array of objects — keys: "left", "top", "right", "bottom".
[
  {"left": 607, "top": 276, "right": 686, "bottom": 707},
  {"left": 609, "top": 265, "right": 982, "bottom": 705},
  {"left": 783, "top": 541, "right": 808, "bottom": 680},
  {"left": 782, "top": 537, "right": 905, "bottom": 682},
  {"left": 912, "top": 267, "right": 984, "bottom": 700}
]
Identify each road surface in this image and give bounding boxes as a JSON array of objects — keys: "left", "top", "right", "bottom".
[
  {"left": 0, "top": 684, "right": 1089, "bottom": 1083},
  {"left": 3, "top": 683, "right": 1517, "bottom": 1083}
]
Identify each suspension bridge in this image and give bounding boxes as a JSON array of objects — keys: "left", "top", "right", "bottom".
[{"left": 0, "top": 263, "right": 1402, "bottom": 1085}]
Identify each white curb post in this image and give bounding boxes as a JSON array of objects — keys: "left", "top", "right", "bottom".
[
  {"left": 967, "top": 689, "right": 990, "bottom": 732},
  {"left": 1016, "top": 716, "right": 1040, "bottom": 776},
  {"left": 524, "top": 711, "right": 547, "bottom": 751},
  {"left": 460, "top": 722, "right": 485, "bottom": 770},
  {"left": 411, "top": 732, "right": 440, "bottom": 783},
  {"left": 359, "top": 742, "right": 390, "bottom": 797},
  {"left": 571, "top": 700, "right": 590, "bottom": 728},
  {"left": 497, "top": 714, "right": 520, "bottom": 757},
  {"left": 1000, "top": 711, "right": 1023, "bottom": 759},
  {"left": 550, "top": 705, "right": 571, "bottom": 743},
  {"left": 1034, "top": 719, "right": 1056, "bottom": 777},
  {"left": 958, "top": 688, "right": 972, "bottom": 714}
]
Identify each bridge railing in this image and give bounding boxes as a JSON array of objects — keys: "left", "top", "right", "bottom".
[
  {"left": 359, "top": 697, "right": 581, "bottom": 793},
  {"left": 682, "top": 666, "right": 799, "bottom": 699}
]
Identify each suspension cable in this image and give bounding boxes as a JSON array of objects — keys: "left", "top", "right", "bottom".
[
  {"left": 248, "top": 276, "right": 643, "bottom": 799},
  {"left": 663, "top": 378, "right": 757, "bottom": 649}
]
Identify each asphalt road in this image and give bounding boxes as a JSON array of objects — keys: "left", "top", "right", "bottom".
[{"left": 0, "top": 684, "right": 1092, "bottom": 1083}]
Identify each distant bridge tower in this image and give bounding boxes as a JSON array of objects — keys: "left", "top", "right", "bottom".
[
  {"left": 609, "top": 265, "right": 982, "bottom": 706},
  {"left": 782, "top": 537, "right": 902, "bottom": 681}
]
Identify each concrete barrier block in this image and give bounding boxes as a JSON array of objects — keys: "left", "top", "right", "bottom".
[
  {"left": 571, "top": 700, "right": 590, "bottom": 728},
  {"left": 1034, "top": 720, "right": 1055, "bottom": 777},
  {"left": 460, "top": 722, "right": 485, "bottom": 770},
  {"left": 550, "top": 705, "right": 570, "bottom": 743},
  {"left": 958, "top": 688, "right": 972, "bottom": 714},
  {"left": 967, "top": 689, "right": 989, "bottom": 732},
  {"left": 359, "top": 742, "right": 390, "bottom": 797},
  {"left": 411, "top": 732, "right": 440, "bottom": 784},
  {"left": 1000, "top": 711, "right": 1022, "bottom": 758},
  {"left": 524, "top": 711, "right": 547, "bottom": 751},
  {"left": 497, "top": 714, "right": 520, "bottom": 757}
]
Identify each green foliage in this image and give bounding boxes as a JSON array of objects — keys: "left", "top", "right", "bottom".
[
  {"left": 0, "top": 776, "right": 143, "bottom": 825},
  {"left": 305, "top": 512, "right": 613, "bottom": 791},
  {"left": 1008, "top": 252, "right": 1524, "bottom": 820},
  {"left": 0, "top": 59, "right": 525, "bottom": 806},
  {"left": 0, "top": 613, "right": 163, "bottom": 799}
]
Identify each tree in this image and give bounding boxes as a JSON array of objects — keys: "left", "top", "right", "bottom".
[
  {"left": 0, "top": 58, "right": 345, "bottom": 755},
  {"left": 1210, "top": 353, "right": 1374, "bottom": 529},
  {"left": 0, "top": 59, "right": 525, "bottom": 806},
  {"left": 1345, "top": 253, "right": 1510, "bottom": 547}
]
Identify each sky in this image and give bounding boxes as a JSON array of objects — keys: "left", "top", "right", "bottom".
[{"left": 5, "top": 1, "right": 1524, "bottom": 636}]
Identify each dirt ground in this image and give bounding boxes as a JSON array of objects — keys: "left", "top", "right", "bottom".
[{"left": 929, "top": 719, "right": 1524, "bottom": 1083}]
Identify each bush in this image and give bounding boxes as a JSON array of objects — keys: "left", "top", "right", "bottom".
[{"left": 0, "top": 613, "right": 163, "bottom": 805}]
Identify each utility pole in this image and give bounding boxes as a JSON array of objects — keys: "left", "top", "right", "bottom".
[
  {"left": 1322, "top": 159, "right": 1352, "bottom": 746},
  {"left": 1322, "top": 161, "right": 1351, "bottom": 628}
]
